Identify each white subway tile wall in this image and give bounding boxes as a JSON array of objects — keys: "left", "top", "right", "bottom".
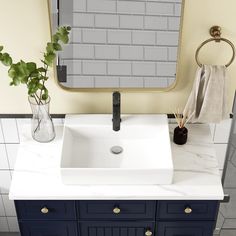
[
  {"left": 0, "top": 117, "right": 232, "bottom": 232},
  {"left": 59, "top": 0, "right": 182, "bottom": 88},
  {"left": 0, "top": 119, "right": 20, "bottom": 232}
]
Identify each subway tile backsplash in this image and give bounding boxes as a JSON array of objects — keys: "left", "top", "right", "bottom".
[{"left": 0, "top": 118, "right": 232, "bottom": 232}]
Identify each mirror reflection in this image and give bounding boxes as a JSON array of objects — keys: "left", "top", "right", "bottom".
[{"left": 50, "top": 0, "right": 183, "bottom": 89}]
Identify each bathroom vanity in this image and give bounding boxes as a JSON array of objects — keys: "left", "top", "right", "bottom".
[
  {"left": 9, "top": 116, "right": 224, "bottom": 236},
  {"left": 15, "top": 200, "right": 219, "bottom": 236}
]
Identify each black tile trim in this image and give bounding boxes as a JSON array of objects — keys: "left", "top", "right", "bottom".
[
  {"left": 0, "top": 114, "right": 66, "bottom": 119},
  {"left": 0, "top": 114, "right": 232, "bottom": 119}
]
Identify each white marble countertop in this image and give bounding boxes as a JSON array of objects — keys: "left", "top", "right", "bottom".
[{"left": 9, "top": 122, "right": 224, "bottom": 200}]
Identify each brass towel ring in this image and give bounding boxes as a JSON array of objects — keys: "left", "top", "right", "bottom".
[{"left": 195, "top": 26, "right": 236, "bottom": 67}]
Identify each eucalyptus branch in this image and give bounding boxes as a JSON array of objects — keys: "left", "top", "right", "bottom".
[{"left": 0, "top": 26, "right": 71, "bottom": 104}]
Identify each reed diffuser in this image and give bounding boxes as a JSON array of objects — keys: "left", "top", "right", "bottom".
[{"left": 173, "top": 109, "right": 193, "bottom": 145}]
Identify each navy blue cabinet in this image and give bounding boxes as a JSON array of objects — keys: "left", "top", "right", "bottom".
[
  {"left": 157, "top": 221, "right": 215, "bottom": 236},
  {"left": 80, "top": 222, "right": 155, "bottom": 236},
  {"left": 19, "top": 221, "right": 78, "bottom": 236},
  {"left": 15, "top": 200, "right": 219, "bottom": 236}
]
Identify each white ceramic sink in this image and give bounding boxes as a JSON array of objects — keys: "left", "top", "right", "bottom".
[{"left": 60, "top": 115, "right": 173, "bottom": 185}]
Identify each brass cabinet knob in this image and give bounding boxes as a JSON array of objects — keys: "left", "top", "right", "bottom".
[
  {"left": 184, "top": 207, "right": 192, "bottom": 214},
  {"left": 41, "top": 207, "right": 49, "bottom": 214},
  {"left": 113, "top": 207, "right": 121, "bottom": 214},
  {"left": 145, "top": 230, "right": 153, "bottom": 236}
]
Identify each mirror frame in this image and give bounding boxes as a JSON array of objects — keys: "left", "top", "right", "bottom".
[{"left": 47, "top": 0, "right": 185, "bottom": 92}]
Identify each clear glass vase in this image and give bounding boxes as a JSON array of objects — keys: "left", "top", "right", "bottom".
[{"left": 28, "top": 96, "right": 55, "bottom": 143}]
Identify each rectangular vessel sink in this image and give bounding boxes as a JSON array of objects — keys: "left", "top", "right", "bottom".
[{"left": 60, "top": 115, "right": 173, "bottom": 185}]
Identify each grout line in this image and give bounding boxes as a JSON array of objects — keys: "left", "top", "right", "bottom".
[
  {"left": 72, "top": 9, "right": 182, "bottom": 18},
  {"left": 68, "top": 41, "right": 178, "bottom": 47},
  {"left": 66, "top": 74, "right": 175, "bottom": 78},
  {"left": 72, "top": 24, "right": 179, "bottom": 33},
  {"left": 1, "top": 195, "right": 10, "bottom": 232},
  {"left": 71, "top": 25, "right": 180, "bottom": 33},
  {"left": 62, "top": 57, "right": 177, "bottom": 63},
  {"left": 0, "top": 195, "right": 6, "bottom": 217},
  {"left": 15, "top": 120, "right": 20, "bottom": 146},
  {"left": 4, "top": 144, "right": 11, "bottom": 172},
  {"left": 0, "top": 120, "right": 5, "bottom": 144}
]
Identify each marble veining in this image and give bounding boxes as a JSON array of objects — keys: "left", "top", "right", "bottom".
[{"left": 9, "top": 123, "right": 224, "bottom": 200}]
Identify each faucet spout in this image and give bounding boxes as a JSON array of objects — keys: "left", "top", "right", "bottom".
[{"left": 112, "top": 91, "right": 121, "bottom": 131}]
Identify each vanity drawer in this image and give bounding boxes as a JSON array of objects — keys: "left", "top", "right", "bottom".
[
  {"left": 157, "top": 200, "right": 219, "bottom": 220},
  {"left": 80, "top": 221, "right": 155, "bottom": 236},
  {"left": 15, "top": 200, "right": 77, "bottom": 220},
  {"left": 78, "top": 200, "right": 156, "bottom": 220}
]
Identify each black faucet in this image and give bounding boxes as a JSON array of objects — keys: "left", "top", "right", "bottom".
[{"left": 112, "top": 91, "right": 121, "bottom": 131}]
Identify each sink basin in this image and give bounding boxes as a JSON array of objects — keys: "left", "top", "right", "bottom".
[{"left": 60, "top": 115, "right": 173, "bottom": 185}]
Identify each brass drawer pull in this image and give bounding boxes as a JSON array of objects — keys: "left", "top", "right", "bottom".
[
  {"left": 184, "top": 207, "right": 192, "bottom": 214},
  {"left": 113, "top": 207, "right": 121, "bottom": 214},
  {"left": 41, "top": 207, "right": 49, "bottom": 214},
  {"left": 145, "top": 230, "right": 153, "bottom": 236}
]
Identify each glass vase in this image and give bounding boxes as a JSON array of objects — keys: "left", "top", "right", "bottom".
[{"left": 28, "top": 96, "right": 55, "bottom": 143}]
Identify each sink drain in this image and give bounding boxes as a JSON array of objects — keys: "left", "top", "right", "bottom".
[{"left": 110, "top": 146, "right": 123, "bottom": 155}]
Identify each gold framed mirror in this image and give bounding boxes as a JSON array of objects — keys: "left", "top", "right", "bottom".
[{"left": 48, "top": 0, "right": 185, "bottom": 92}]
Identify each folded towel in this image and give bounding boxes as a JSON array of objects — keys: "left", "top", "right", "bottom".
[{"left": 183, "top": 65, "right": 229, "bottom": 123}]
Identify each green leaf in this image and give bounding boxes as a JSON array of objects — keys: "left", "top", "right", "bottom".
[
  {"left": 17, "top": 60, "right": 30, "bottom": 77},
  {"left": 42, "top": 88, "right": 49, "bottom": 100},
  {"left": 44, "top": 52, "right": 56, "bottom": 66},
  {"left": 21, "top": 76, "right": 29, "bottom": 84},
  {"left": 38, "top": 67, "right": 47, "bottom": 73},
  {"left": 56, "top": 26, "right": 70, "bottom": 44},
  {"left": 53, "top": 42, "right": 62, "bottom": 51},
  {"left": 27, "top": 80, "right": 39, "bottom": 95},
  {"left": 26, "top": 62, "right": 37, "bottom": 73},
  {"left": 66, "top": 26, "right": 72, "bottom": 31},
  {"left": 46, "top": 43, "right": 54, "bottom": 53},
  {"left": 47, "top": 42, "right": 62, "bottom": 52},
  {"left": 37, "top": 83, "right": 44, "bottom": 90},
  {"left": 42, "top": 93, "right": 48, "bottom": 100},
  {"left": 0, "top": 46, "right": 3, "bottom": 52},
  {"left": 1, "top": 53, "right": 12, "bottom": 66},
  {"left": 52, "top": 33, "right": 59, "bottom": 43},
  {"left": 58, "top": 26, "right": 68, "bottom": 35},
  {"left": 30, "top": 72, "right": 39, "bottom": 77},
  {"left": 59, "top": 34, "right": 69, "bottom": 44},
  {"left": 10, "top": 78, "right": 20, "bottom": 86},
  {"left": 8, "top": 65, "right": 17, "bottom": 78}
]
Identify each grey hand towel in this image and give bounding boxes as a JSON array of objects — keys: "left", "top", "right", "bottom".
[{"left": 183, "top": 65, "right": 229, "bottom": 123}]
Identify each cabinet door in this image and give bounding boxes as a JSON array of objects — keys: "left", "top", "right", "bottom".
[
  {"left": 19, "top": 221, "right": 78, "bottom": 236},
  {"left": 157, "top": 221, "right": 215, "bottom": 236},
  {"left": 80, "top": 221, "right": 155, "bottom": 236}
]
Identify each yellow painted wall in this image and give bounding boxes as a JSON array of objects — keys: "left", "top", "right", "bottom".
[{"left": 0, "top": 0, "right": 235, "bottom": 114}]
